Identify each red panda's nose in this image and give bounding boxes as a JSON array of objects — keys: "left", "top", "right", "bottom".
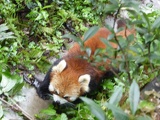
[{"left": 55, "top": 101, "right": 60, "bottom": 105}]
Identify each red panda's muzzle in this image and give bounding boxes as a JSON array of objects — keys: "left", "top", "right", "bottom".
[{"left": 51, "top": 94, "right": 76, "bottom": 107}]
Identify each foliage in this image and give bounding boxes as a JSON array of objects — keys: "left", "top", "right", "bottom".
[
  {"left": 81, "top": 81, "right": 152, "bottom": 120},
  {"left": 0, "top": 0, "right": 110, "bottom": 119},
  {"left": 55, "top": 0, "right": 160, "bottom": 119},
  {"left": 0, "top": 0, "right": 160, "bottom": 119}
]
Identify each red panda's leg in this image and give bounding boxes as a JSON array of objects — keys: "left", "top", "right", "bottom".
[
  {"left": 36, "top": 70, "right": 51, "bottom": 100},
  {"left": 23, "top": 72, "right": 50, "bottom": 100}
]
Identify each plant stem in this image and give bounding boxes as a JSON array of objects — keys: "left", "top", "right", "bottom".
[
  {"left": 147, "top": 42, "right": 154, "bottom": 71},
  {"left": 0, "top": 96, "right": 33, "bottom": 120},
  {"left": 112, "top": 3, "right": 132, "bottom": 84}
]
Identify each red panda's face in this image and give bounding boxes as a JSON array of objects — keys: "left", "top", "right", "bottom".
[{"left": 48, "top": 59, "right": 91, "bottom": 104}]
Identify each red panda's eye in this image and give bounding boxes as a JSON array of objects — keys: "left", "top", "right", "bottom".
[
  {"left": 54, "top": 91, "right": 58, "bottom": 95},
  {"left": 54, "top": 90, "right": 59, "bottom": 95},
  {"left": 63, "top": 96, "right": 69, "bottom": 99}
]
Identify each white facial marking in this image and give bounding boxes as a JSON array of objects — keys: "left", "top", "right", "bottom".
[
  {"left": 64, "top": 94, "right": 77, "bottom": 102},
  {"left": 52, "top": 59, "right": 67, "bottom": 73},
  {"left": 49, "top": 84, "right": 54, "bottom": 92},
  {"left": 56, "top": 89, "right": 59, "bottom": 95},
  {"left": 70, "top": 96, "right": 77, "bottom": 101},
  {"left": 78, "top": 74, "right": 91, "bottom": 92},
  {"left": 53, "top": 94, "right": 68, "bottom": 104}
]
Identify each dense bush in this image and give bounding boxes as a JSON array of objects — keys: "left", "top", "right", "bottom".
[{"left": 0, "top": 0, "right": 160, "bottom": 120}]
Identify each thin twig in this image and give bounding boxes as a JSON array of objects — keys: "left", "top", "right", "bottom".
[
  {"left": 0, "top": 96, "right": 34, "bottom": 120},
  {"left": 124, "top": 26, "right": 132, "bottom": 83},
  {"left": 112, "top": 2, "right": 132, "bottom": 84},
  {"left": 113, "top": 2, "right": 122, "bottom": 30},
  {"left": 0, "top": 97, "right": 17, "bottom": 110},
  {"left": 147, "top": 42, "right": 154, "bottom": 71},
  {"left": 8, "top": 96, "right": 34, "bottom": 120}
]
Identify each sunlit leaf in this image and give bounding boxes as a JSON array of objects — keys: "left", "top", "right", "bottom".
[
  {"left": 60, "top": 113, "right": 68, "bottom": 120},
  {"left": 109, "top": 86, "right": 123, "bottom": 105},
  {"left": 41, "top": 108, "right": 56, "bottom": 116},
  {"left": 1, "top": 74, "right": 16, "bottom": 92},
  {"left": 0, "top": 105, "right": 3, "bottom": 118},
  {"left": 139, "top": 100, "right": 155, "bottom": 113},
  {"left": 80, "top": 97, "right": 106, "bottom": 120},
  {"left": 42, "top": 27, "right": 53, "bottom": 34},
  {"left": 83, "top": 26, "right": 99, "bottom": 41},
  {"left": 0, "top": 32, "right": 16, "bottom": 41},
  {"left": 0, "top": 24, "right": 9, "bottom": 32},
  {"left": 129, "top": 80, "right": 140, "bottom": 115}
]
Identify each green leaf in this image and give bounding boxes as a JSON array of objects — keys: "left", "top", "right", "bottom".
[
  {"left": 1, "top": 74, "right": 16, "bottom": 92},
  {"left": 127, "top": 34, "right": 135, "bottom": 43},
  {"left": 136, "top": 27, "right": 147, "bottom": 34},
  {"left": 110, "top": 0, "right": 118, "bottom": 5},
  {"left": 86, "top": 48, "right": 91, "bottom": 57},
  {"left": 152, "top": 16, "right": 160, "bottom": 29},
  {"left": 142, "top": 12, "right": 150, "bottom": 29},
  {"left": 83, "top": 26, "right": 99, "bottom": 41},
  {"left": 100, "top": 38, "right": 113, "bottom": 48},
  {"left": 139, "top": 100, "right": 155, "bottom": 113},
  {"left": 29, "top": 49, "right": 43, "bottom": 58},
  {"left": 0, "top": 32, "right": 16, "bottom": 41},
  {"left": 0, "top": 105, "right": 3, "bottom": 118},
  {"left": 42, "top": 27, "right": 53, "bottom": 34},
  {"left": 107, "top": 33, "right": 115, "bottom": 41},
  {"left": 62, "top": 34, "right": 83, "bottom": 47},
  {"left": 0, "top": 24, "right": 9, "bottom": 32},
  {"left": 104, "top": 4, "right": 118, "bottom": 13},
  {"left": 41, "top": 108, "right": 56, "bottom": 116},
  {"left": 129, "top": 80, "right": 140, "bottom": 115},
  {"left": 11, "top": 82, "right": 24, "bottom": 95},
  {"left": 106, "top": 103, "right": 129, "bottom": 120},
  {"left": 60, "top": 113, "right": 68, "bottom": 120},
  {"left": 136, "top": 115, "right": 152, "bottom": 120},
  {"left": 41, "top": 11, "right": 49, "bottom": 20},
  {"left": 0, "top": 23, "right": 16, "bottom": 40},
  {"left": 80, "top": 97, "right": 106, "bottom": 120},
  {"left": 109, "top": 86, "right": 123, "bottom": 105},
  {"left": 105, "top": 24, "right": 114, "bottom": 33}
]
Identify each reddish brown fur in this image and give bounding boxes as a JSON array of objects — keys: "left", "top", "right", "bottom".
[
  {"left": 49, "top": 27, "right": 135, "bottom": 101},
  {"left": 68, "top": 28, "right": 118, "bottom": 56},
  {"left": 66, "top": 27, "right": 135, "bottom": 74}
]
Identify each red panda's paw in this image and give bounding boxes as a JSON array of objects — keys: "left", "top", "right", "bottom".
[
  {"left": 23, "top": 72, "right": 51, "bottom": 100},
  {"left": 36, "top": 87, "right": 51, "bottom": 100}
]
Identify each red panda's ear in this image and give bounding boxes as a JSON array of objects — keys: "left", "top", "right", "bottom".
[
  {"left": 78, "top": 74, "right": 91, "bottom": 92},
  {"left": 52, "top": 59, "right": 67, "bottom": 73}
]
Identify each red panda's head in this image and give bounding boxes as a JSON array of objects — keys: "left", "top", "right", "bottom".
[{"left": 48, "top": 58, "right": 101, "bottom": 105}]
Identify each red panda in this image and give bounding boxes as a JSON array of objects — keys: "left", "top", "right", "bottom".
[{"left": 36, "top": 24, "right": 135, "bottom": 105}]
